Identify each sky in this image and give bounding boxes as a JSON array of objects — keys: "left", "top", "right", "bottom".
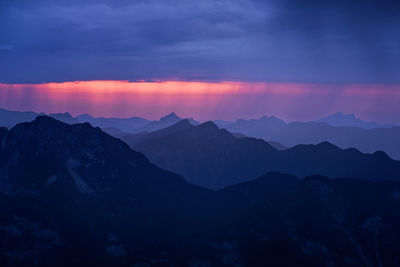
[{"left": 0, "top": 0, "right": 399, "bottom": 122}]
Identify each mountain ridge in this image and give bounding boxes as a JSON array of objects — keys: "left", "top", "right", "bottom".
[
  {"left": 317, "top": 112, "right": 396, "bottom": 128},
  {"left": 223, "top": 116, "right": 400, "bottom": 160},
  {"left": 1, "top": 117, "right": 400, "bottom": 265},
  {"left": 128, "top": 120, "right": 400, "bottom": 189}
]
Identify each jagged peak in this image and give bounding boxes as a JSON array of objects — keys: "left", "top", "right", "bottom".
[
  {"left": 160, "top": 112, "right": 180, "bottom": 121},
  {"left": 50, "top": 112, "right": 74, "bottom": 118},
  {"left": 196, "top": 121, "right": 219, "bottom": 130},
  {"left": 258, "top": 115, "right": 285, "bottom": 123}
]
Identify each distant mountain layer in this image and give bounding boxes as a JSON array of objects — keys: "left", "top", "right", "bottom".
[
  {"left": 0, "top": 108, "right": 198, "bottom": 133},
  {"left": 223, "top": 115, "right": 400, "bottom": 160},
  {"left": 1, "top": 118, "right": 400, "bottom": 265},
  {"left": 76, "top": 114, "right": 150, "bottom": 133},
  {"left": 122, "top": 120, "right": 400, "bottom": 189},
  {"left": 214, "top": 113, "right": 398, "bottom": 129},
  {"left": 2, "top": 108, "right": 400, "bottom": 159},
  {"left": 317, "top": 112, "right": 396, "bottom": 128}
]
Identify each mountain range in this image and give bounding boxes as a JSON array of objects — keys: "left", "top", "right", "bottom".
[
  {"left": 0, "top": 108, "right": 198, "bottom": 134},
  {"left": 1, "top": 107, "right": 400, "bottom": 159},
  {"left": 1, "top": 117, "right": 400, "bottom": 266},
  {"left": 317, "top": 112, "right": 396, "bottom": 129},
  {"left": 215, "top": 112, "right": 398, "bottom": 129},
  {"left": 223, "top": 115, "right": 400, "bottom": 160},
  {"left": 121, "top": 120, "right": 400, "bottom": 189}
]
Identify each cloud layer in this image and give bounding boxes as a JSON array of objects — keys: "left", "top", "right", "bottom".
[{"left": 0, "top": 0, "right": 399, "bottom": 83}]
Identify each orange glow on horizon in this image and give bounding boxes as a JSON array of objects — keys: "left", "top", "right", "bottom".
[
  {"left": 2, "top": 80, "right": 324, "bottom": 96},
  {"left": 1, "top": 80, "right": 400, "bottom": 122},
  {"left": 2, "top": 80, "right": 400, "bottom": 96}
]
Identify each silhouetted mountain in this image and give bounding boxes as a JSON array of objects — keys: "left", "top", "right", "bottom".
[
  {"left": 224, "top": 116, "right": 400, "bottom": 160},
  {"left": 213, "top": 119, "right": 234, "bottom": 127},
  {"left": 2, "top": 118, "right": 400, "bottom": 266},
  {"left": 231, "top": 132, "right": 287, "bottom": 150},
  {"left": 216, "top": 172, "right": 400, "bottom": 267},
  {"left": 317, "top": 112, "right": 396, "bottom": 128},
  {"left": 2, "top": 146, "right": 400, "bottom": 267},
  {"left": 129, "top": 121, "right": 400, "bottom": 189},
  {"left": 120, "top": 119, "right": 194, "bottom": 147},
  {"left": 268, "top": 141, "right": 288, "bottom": 150},
  {"left": 0, "top": 108, "right": 84, "bottom": 128},
  {"left": 0, "top": 116, "right": 194, "bottom": 194},
  {"left": 0, "top": 107, "right": 204, "bottom": 135},
  {"left": 134, "top": 112, "right": 199, "bottom": 133},
  {"left": 101, "top": 127, "right": 129, "bottom": 138},
  {"left": 49, "top": 112, "right": 79, "bottom": 124},
  {"left": 0, "top": 108, "right": 41, "bottom": 128},
  {"left": 133, "top": 121, "right": 278, "bottom": 188},
  {"left": 76, "top": 114, "right": 150, "bottom": 133},
  {"left": 0, "top": 116, "right": 214, "bottom": 265},
  {"left": 231, "top": 132, "right": 247, "bottom": 138}
]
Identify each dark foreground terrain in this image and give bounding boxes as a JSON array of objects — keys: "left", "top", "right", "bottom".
[{"left": 1, "top": 117, "right": 400, "bottom": 266}]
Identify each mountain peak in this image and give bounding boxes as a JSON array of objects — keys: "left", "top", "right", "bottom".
[
  {"left": 33, "top": 115, "right": 62, "bottom": 125},
  {"left": 315, "top": 112, "right": 394, "bottom": 129},
  {"left": 259, "top": 115, "right": 285, "bottom": 123},
  {"left": 155, "top": 119, "right": 194, "bottom": 134},
  {"left": 16, "top": 115, "right": 92, "bottom": 135},
  {"left": 315, "top": 141, "right": 341, "bottom": 150},
  {"left": 196, "top": 121, "right": 219, "bottom": 131},
  {"left": 2, "top": 116, "right": 166, "bottom": 195},
  {"left": 161, "top": 112, "right": 180, "bottom": 121}
]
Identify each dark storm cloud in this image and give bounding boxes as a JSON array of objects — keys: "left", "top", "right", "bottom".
[{"left": 0, "top": 0, "right": 399, "bottom": 83}]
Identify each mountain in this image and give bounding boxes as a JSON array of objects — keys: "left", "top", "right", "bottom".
[
  {"left": 230, "top": 132, "right": 287, "bottom": 150},
  {"left": 127, "top": 121, "right": 400, "bottom": 189},
  {"left": 0, "top": 108, "right": 41, "bottom": 128},
  {"left": 317, "top": 112, "right": 396, "bottom": 128},
  {"left": 134, "top": 112, "right": 199, "bottom": 133},
  {"left": 76, "top": 112, "right": 199, "bottom": 134},
  {"left": 0, "top": 108, "right": 77, "bottom": 128},
  {"left": 49, "top": 112, "right": 79, "bottom": 124},
  {"left": 120, "top": 119, "right": 194, "bottom": 147},
  {"left": 0, "top": 116, "right": 192, "bottom": 194},
  {"left": 0, "top": 107, "right": 201, "bottom": 135},
  {"left": 224, "top": 116, "right": 400, "bottom": 160},
  {"left": 101, "top": 127, "right": 129, "bottom": 138},
  {"left": 1, "top": 118, "right": 400, "bottom": 266},
  {"left": 213, "top": 119, "right": 234, "bottom": 127},
  {"left": 76, "top": 114, "right": 150, "bottom": 133},
  {"left": 132, "top": 121, "right": 276, "bottom": 188},
  {"left": 268, "top": 141, "right": 288, "bottom": 150},
  {"left": 0, "top": 116, "right": 214, "bottom": 265},
  {"left": 216, "top": 172, "right": 400, "bottom": 267},
  {"left": 0, "top": 107, "right": 195, "bottom": 134}
]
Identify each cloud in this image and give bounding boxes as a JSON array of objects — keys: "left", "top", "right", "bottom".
[{"left": 0, "top": 0, "right": 399, "bottom": 83}]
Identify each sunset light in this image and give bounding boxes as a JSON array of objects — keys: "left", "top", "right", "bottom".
[{"left": 1, "top": 80, "right": 400, "bottom": 122}]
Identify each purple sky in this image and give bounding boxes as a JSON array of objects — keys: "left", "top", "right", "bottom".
[{"left": 0, "top": 0, "right": 399, "bottom": 121}]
